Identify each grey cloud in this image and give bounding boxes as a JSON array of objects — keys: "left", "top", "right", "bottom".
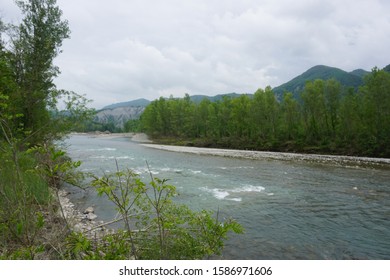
[{"left": 1, "top": 0, "right": 389, "bottom": 108}]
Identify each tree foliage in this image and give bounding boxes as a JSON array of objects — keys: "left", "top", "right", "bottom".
[
  {"left": 141, "top": 70, "right": 390, "bottom": 157},
  {"left": 1, "top": 0, "right": 93, "bottom": 146}
]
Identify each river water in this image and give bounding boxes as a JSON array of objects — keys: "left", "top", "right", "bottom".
[{"left": 63, "top": 134, "right": 390, "bottom": 259}]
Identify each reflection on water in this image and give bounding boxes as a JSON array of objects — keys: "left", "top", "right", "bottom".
[{"left": 64, "top": 135, "right": 390, "bottom": 259}]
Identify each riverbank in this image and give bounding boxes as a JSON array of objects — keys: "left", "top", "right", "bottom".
[
  {"left": 57, "top": 189, "right": 114, "bottom": 239},
  {"left": 141, "top": 143, "right": 390, "bottom": 168},
  {"left": 72, "top": 132, "right": 390, "bottom": 167}
]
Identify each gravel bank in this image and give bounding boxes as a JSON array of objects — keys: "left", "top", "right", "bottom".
[{"left": 141, "top": 144, "right": 390, "bottom": 168}]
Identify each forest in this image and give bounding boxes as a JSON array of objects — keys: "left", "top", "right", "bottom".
[{"left": 140, "top": 70, "right": 390, "bottom": 158}]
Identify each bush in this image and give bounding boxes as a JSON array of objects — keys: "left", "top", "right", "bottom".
[{"left": 64, "top": 165, "right": 244, "bottom": 260}]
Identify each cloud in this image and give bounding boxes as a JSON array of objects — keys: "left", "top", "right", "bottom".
[{"left": 1, "top": 0, "right": 390, "bottom": 108}]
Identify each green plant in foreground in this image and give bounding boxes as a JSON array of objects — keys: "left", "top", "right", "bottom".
[
  {"left": 0, "top": 143, "right": 51, "bottom": 259},
  {"left": 79, "top": 164, "right": 244, "bottom": 260}
]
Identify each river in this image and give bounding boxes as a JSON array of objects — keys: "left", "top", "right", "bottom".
[{"left": 63, "top": 134, "right": 390, "bottom": 259}]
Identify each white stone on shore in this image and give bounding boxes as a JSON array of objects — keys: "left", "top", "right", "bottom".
[
  {"left": 140, "top": 144, "right": 390, "bottom": 167},
  {"left": 84, "top": 206, "right": 94, "bottom": 214},
  {"left": 87, "top": 213, "right": 98, "bottom": 220}
]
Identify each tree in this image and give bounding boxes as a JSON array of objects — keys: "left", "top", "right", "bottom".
[
  {"left": 251, "top": 87, "right": 280, "bottom": 148},
  {"left": 324, "top": 79, "right": 341, "bottom": 138},
  {"left": 230, "top": 95, "right": 251, "bottom": 140},
  {"left": 301, "top": 79, "right": 326, "bottom": 144},
  {"left": 359, "top": 68, "right": 390, "bottom": 156},
  {"left": 280, "top": 92, "right": 301, "bottom": 143},
  {"left": 8, "top": 0, "right": 70, "bottom": 145},
  {"left": 337, "top": 88, "right": 363, "bottom": 153}
]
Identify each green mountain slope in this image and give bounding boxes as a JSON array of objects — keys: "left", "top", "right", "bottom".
[
  {"left": 272, "top": 65, "right": 365, "bottom": 99},
  {"left": 349, "top": 68, "right": 370, "bottom": 78}
]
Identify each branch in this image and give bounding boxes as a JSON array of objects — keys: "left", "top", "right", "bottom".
[{"left": 84, "top": 212, "right": 151, "bottom": 233}]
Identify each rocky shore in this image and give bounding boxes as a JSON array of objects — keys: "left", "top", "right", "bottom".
[
  {"left": 141, "top": 144, "right": 390, "bottom": 168},
  {"left": 57, "top": 189, "right": 114, "bottom": 239}
]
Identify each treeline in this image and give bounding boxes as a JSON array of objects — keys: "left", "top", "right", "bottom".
[
  {"left": 141, "top": 68, "right": 390, "bottom": 157},
  {"left": 71, "top": 118, "right": 141, "bottom": 134}
]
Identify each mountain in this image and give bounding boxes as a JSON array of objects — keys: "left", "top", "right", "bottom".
[
  {"left": 349, "top": 68, "right": 370, "bottom": 78},
  {"left": 272, "top": 65, "right": 365, "bottom": 99},
  {"left": 94, "top": 106, "right": 145, "bottom": 128},
  {"left": 94, "top": 64, "right": 389, "bottom": 130},
  {"left": 102, "top": 98, "right": 150, "bottom": 110},
  {"left": 94, "top": 98, "right": 150, "bottom": 128}
]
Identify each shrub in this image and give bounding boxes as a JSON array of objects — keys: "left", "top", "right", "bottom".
[{"left": 65, "top": 164, "right": 244, "bottom": 260}]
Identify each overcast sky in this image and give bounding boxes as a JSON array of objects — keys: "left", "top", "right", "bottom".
[{"left": 1, "top": 0, "right": 390, "bottom": 109}]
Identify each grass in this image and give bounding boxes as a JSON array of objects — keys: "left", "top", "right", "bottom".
[{"left": 0, "top": 144, "right": 66, "bottom": 259}]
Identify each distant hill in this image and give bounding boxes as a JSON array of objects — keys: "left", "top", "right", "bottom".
[
  {"left": 102, "top": 98, "right": 150, "bottom": 110},
  {"left": 189, "top": 93, "right": 252, "bottom": 103},
  {"left": 95, "top": 64, "right": 389, "bottom": 129},
  {"left": 272, "top": 65, "right": 366, "bottom": 99},
  {"left": 349, "top": 68, "right": 370, "bottom": 78},
  {"left": 95, "top": 94, "right": 248, "bottom": 129},
  {"left": 94, "top": 106, "right": 146, "bottom": 128}
]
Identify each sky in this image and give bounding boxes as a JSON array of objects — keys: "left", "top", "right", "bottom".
[{"left": 1, "top": 0, "right": 390, "bottom": 109}]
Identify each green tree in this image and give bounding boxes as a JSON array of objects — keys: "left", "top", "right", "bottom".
[
  {"left": 337, "top": 88, "right": 363, "bottom": 153},
  {"left": 280, "top": 92, "right": 302, "bottom": 143},
  {"left": 324, "top": 79, "right": 341, "bottom": 138},
  {"left": 8, "top": 0, "right": 70, "bottom": 145},
  {"left": 359, "top": 68, "right": 390, "bottom": 156},
  {"left": 231, "top": 95, "right": 251, "bottom": 140},
  {"left": 251, "top": 87, "right": 280, "bottom": 148},
  {"left": 301, "top": 79, "right": 326, "bottom": 144},
  {"left": 195, "top": 98, "right": 211, "bottom": 138}
]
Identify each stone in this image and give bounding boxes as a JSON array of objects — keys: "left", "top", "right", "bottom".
[
  {"left": 84, "top": 206, "right": 94, "bottom": 214},
  {"left": 87, "top": 213, "right": 98, "bottom": 221}
]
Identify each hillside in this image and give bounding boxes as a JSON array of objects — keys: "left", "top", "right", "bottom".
[
  {"left": 94, "top": 93, "right": 249, "bottom": 129},
  {"left": 94, "top": 106, "right": 145, "bottom": 128},
  {"left": 102, "top": 98, "right": 150, "bottom": 110},
  {"left": 94, "top": 64, "right": 389, "bottom": 130},
  {"left": 272, "top": 65, "right": 365, "bottom": 99}
]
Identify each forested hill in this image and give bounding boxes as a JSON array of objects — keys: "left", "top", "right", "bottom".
[
  {"left": 89, "top": 64, "right": 389, "bottom": 134},
  {"left": 100, "top": 64, "right": 383, "bottom": 112},
  {"left": 141, "top": 67, "right": 390, "bottom": 157},
  {"left": 272, "top": 65, "right": 369, "bottom": 99}
]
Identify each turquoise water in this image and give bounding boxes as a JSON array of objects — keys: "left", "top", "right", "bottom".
[{"left": 64, "top": 135, "right": 390, "bottom": 259}]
